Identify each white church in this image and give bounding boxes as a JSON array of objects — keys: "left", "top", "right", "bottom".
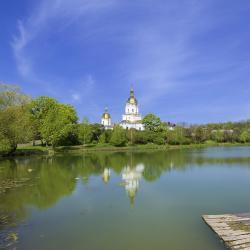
[{"left": 101, "top": 88, "right": 144, "bottom": 130}]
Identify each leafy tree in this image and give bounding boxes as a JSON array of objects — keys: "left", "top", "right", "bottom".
[
  {"left": 40, "top": 103, "right": 78, "bottom": 147},
  {"left": 212, "top": 130, "right": 225, "bottom": 143},
  {"left": 0, "top": 84, "right": 34, "bottom": 155},
  {"left": 0, "top": 134, "right": 12, "bottom": 155},
  {"left": 189, "top": 126, "right": 210, "bottom": 143},
  {"left": 232, "top": 128, "right": 241, "bottom": 142},
  {"left": 166, "top": 127, "right": 190, "bottom": 145},
  {"left": 239, "top": 130, "right": 250, "bottom": 143},
  {"left": 110, "top": 126, "right": 127, "bottom": 146},
  {"left": 90, "top": 123, "right": 104, "bottom": 142},
  {"left": 152, "top": 132, "right": 166, "bottom": 145},
  {"left": 142, "top": 113, "right": 161, "bottom": 132},
  {"left": 98, "top": 133, "right": 106, "bottom": 144},
  {"left": 0, "top": 105, "right": 34, "bottom": 154},
  {"left": 0, "top": 83, "right": 31, "bottom": 110},
  {"left": 30, "top": 96, "right": 58, "bottom": 143},
  {"left": 78, "top": 118, "right": 93, "bottom": 145}
]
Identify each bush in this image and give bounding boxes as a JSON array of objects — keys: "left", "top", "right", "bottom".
[
  {"left": 0, "top": 136, "right": 13, "bottom": 155},
  {"left": 152, "top": 133, "right": 165, "bottom": 145},
  {"left": 110, "top": 126, "right": 127, "bottom": 146},
  {"left": 239, "top": 130, "right": 250, "bottom": 143}
]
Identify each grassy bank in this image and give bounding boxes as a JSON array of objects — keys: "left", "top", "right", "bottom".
[
  {"left": 51, "top": 142, "right": 250, "bottom": 154},
  {"left": 2, "top": 142, "right": 250, "bottom": 158}
]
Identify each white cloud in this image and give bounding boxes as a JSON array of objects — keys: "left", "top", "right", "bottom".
[
  {"left": 10, "top": 0, "right": 250, "bottom": 122},
  {"left": 70, "top": 74, "right": 95, "bottom": 103},
  {"left": 71, "top": 93, "right": 81, "bottom": 102},
  {"left": 11, "top": 0, "right": 117, "bottom": 82}
]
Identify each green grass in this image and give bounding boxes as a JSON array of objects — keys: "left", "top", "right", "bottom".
[
  {"left": 2, "top": 142, "right": 250, "bottom": 158},
  {"left": 52, "top": 142, "right": 250, "bottom": 154}
]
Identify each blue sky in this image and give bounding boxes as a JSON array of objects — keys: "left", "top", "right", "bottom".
[{"left": 0, "top": 0, "right": 250, "bottom": 124}]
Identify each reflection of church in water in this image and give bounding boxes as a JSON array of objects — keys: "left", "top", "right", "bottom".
[
  {"left": 121, "top": 163, "right": 144, "bottom": 206},
  {"left": 102, "top": 156, "right": 144, "bottom": 206}
]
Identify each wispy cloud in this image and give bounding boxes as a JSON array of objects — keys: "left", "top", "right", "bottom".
[
  {"left": 11, "top": 0, "right": 117, "bottom": 88},
  {"left": 71, "top": 93, "right": 81, "bottom": 102},
  {"left": 70, "top": 74, "right": 95, "bottom": 103},
  {"left": 9, "top": 0, "right": 250, "bottom": 122}
]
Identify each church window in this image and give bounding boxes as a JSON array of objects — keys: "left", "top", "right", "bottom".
[{"left": 132, "top": 109, "right": 134, "bottom": 112}]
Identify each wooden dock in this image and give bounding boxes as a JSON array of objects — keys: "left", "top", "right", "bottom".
[{"left": 203, "top": 214, "right": 250, "bottom": 250}]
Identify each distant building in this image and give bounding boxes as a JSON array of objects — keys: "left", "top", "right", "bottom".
[
  {"left": 120, "top": 88, "right": 144, "bottom": 130},
  {"left": 211, "top": 129, "right": 234, "bottom": 134},
  {"left": 162, "top": 121, "right": 176, "bottom": 131},
  {"left": 100, "top": 88, "right": 144, "bottom": 130},
  {"left": 101, "top": 107, "right": 112, "bottom": 129}
]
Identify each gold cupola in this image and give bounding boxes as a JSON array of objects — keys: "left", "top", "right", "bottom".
[
  {"left": 102, "top": 107, "right": 111, "bottom": 119},
  {"left": 127, "top": 88, "right": 138, "bottom": 105}
]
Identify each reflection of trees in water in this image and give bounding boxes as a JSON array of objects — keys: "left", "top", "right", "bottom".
[
  {"left": 1, "top": 150, "right": 250, "bottom": 210},
  {"left": 1, "top": 151, "right": 250, "bottom": 207},
  {"left": 1, "top": 148, "right": 250, "bottom": 245}
]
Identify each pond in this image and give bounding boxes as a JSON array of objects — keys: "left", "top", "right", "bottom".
[{"left": 1, "top": 146, "right": 250, "bottom": 250}]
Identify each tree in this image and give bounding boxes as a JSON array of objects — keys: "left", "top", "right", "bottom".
[
  {"left": 212, "top": 130, "right": 225, "bottom": 143},
  {"left": 0, "top": 83, "right": 31, "bottom": 110},
  {"left": 0, "top": 84, "right": 33, "bottom": 155},
  {"left": 98, "top": 133, "right": 106, "bottom": 144},
  {"left": 90, "top": 123, "right": 104, "bottom": 143},
  {"left": 0, "top": 105, "right": 34, "bottom": 154},
  {"left": 166, "top": 127, "right": 190, "bottom": 145},
  {"left": 239, "top": 130, "right": 250, "bottom": 143},
  {"left": 152, "top": 132, "right": 166, "bottom": 145},
  {"left": 30, "top": 96, "right": 58, "bottom": 143},
  {"left": 40, "top": 103, "right": 78, "bottom": 147},
  {"left": 78, "top": 118, "right": 92, "bottom": 145},
  {"left": 142, "top": 113, "right": 161, "bottom": 132},
  {"left": 110, "top": 126, "right": 127, "bottom": 146},
  {"left": 0, "top": 134, "right": 12, "bottom": 155},
  {"left": 191, "top": 126, "right": 209, "bottom": 143}
]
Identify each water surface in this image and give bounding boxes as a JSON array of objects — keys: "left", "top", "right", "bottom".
[{"left": 1, "top": 146, "right": 250, "bottom": 250}]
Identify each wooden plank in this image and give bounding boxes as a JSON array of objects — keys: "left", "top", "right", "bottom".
[{"left": 203, "top": 213, "right": 250, "bottom": 250}]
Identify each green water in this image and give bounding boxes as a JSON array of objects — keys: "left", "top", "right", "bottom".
[{"left": 1, "top": 146, "right": 250, "bottom": 250}]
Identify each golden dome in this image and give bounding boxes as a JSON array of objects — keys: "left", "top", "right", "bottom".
[
  {"left": 102, "top": 108, "right": 111, "bottom": 119},
  {"left": 127, "top": 88, "right": 138, "bottom": 105}
]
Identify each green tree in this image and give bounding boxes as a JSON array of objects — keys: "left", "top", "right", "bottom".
[
  {"left": 166, "top": 127, "right": 190, "bottom": 145},
  {"left": 40, "top": 103, "right": 78, "bottom": 147},
  {"left": 110, "top": 126, "right": 127, "bottom": 146},
  {"left": 142, "top": 113, "right": 161, "bottom": 132},
  {"left": 152, "top": 132, "right": 166, "bottom": 145},
  {"left": 78, "top": 118, "right": 93, "bottom": 145},
  {"left": 0, "top": 134, "right": 12, "bottom": 155},
  {"left": 90, "top": 123, "right": 104, "bottom": 143},
  {"left": 30, "top": 96, "right": 58, "bottom": 143},
  {"left": 212, "top": 130, "right": 225, "bottom": 143},
  {"left": 239, "top": 130, "right": 250, "bottom": 143},
  {"left": 98, "top": 133, "right": 106, "bottom": 144},
  {"left": 191, "top": 126, "right": 209, "bottom": 143},
  {"left": 0, "top": 84, "right": 34, "bottom": 155},
  {"left": 0, "top": 105, "right": 34, "bottom": 154},
  {"left": 0, "top": 83, "right": 31, "bottom": 110}
]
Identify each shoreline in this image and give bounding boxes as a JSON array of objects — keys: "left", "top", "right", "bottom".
[
  {"left": 55, "top": 142, "right": 250, "bottom": 154},
  {"left": 1, "top": 142, "right": 249, "bottom": 158}
]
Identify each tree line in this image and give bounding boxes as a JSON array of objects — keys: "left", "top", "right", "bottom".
[{"left": 0, "top": 83, "right": 250, "bottom": 155}]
